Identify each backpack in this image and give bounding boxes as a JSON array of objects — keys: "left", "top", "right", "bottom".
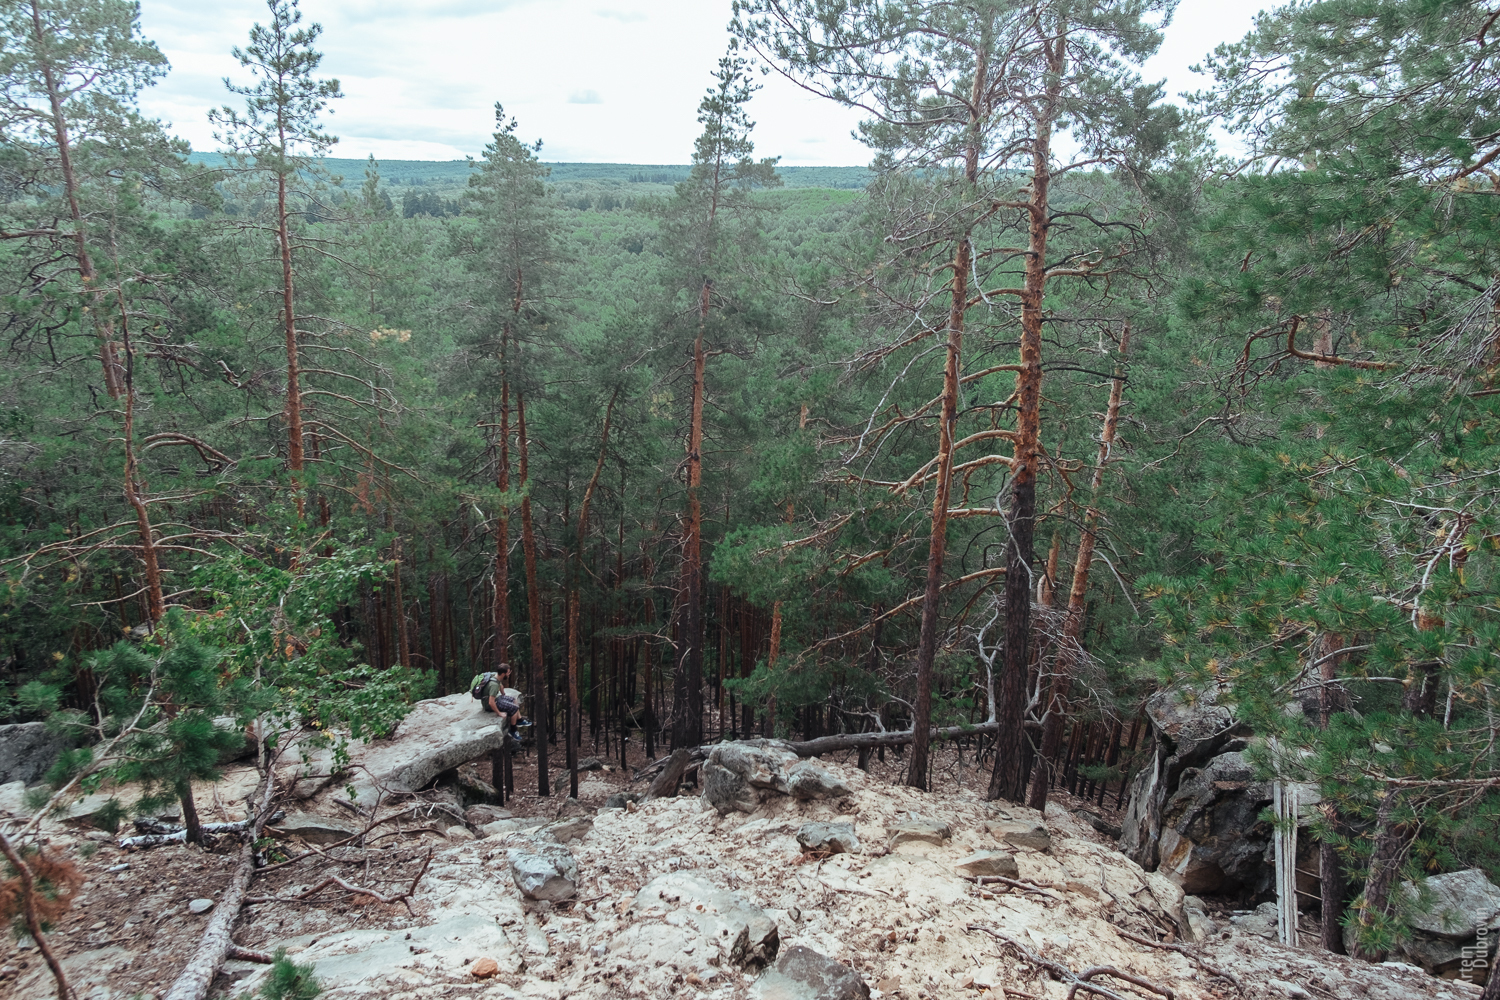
[{"left": 469, "top": 671, "right": 499, "bottom": 700}]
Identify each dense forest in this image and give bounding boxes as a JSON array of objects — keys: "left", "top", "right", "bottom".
[{"left": 2, "top": 0, "right": 1499, "bottom": 971}]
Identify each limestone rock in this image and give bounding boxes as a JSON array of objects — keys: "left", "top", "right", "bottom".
[
  {"left": 954, "top": 851, "right": 1018, "bottom": 879},
  {"left": 544, "top": 815, "right": 593, "bottom": 843},
  {"left": 0, "top": 722, "right": 67, "bottom": 786},
  {"left": 989, "top": 822, "right": 1050, "bottom": 852},
  {"left": 752, "top": 945, "right": 870, "bottom": 1000},
  {"left": 187, "top": 898, "right": 214, "bottom": 915},
  {"left": 444, "top": 826, "right": 475, "bottom": 841},
  {"left": 465, "top": 804, "right": 511, "bottom": 826},
  {"left": 796, "top": 822, "right": 859, "bottom": 855},
  {"left": 469, "top": 957, "right": 500, "bottom": 979},
  {"left": 886, "top": 820, "right": 950, "bottom": 847},
  {"left": 786, "top": 762, "right": 851, "bottom": 801},
  {"left": 577, "top": 756, "right": 605, "bottom": 771},
  {"left": 328, "top": 693, "right": 517, "bottom": 808},
  {"left": 266, "top": 812, "right": 359, "bottom": 845},
  {"left": 481, "top": 818, "right": 520, "bottom": 839},
  {"left": 622, "top": 872, "right": 779, "bottom": 969},
  {"left": 1229, "top": 901, "right": 1279, "bottom": 941},
  {"left": 0, "top": 780, "right": 31, "bottom": 817},
  {"left": 1152, "top": 751, "right": 1274, "bottom": 896},
  {"left": 702, "top": 744, "right": 798, "bottom": 815},
  {"left": 507, "top": 841, "right": 579, "bottom": 901}
]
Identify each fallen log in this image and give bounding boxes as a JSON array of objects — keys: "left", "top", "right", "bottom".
[
  {"left": 633, "top": 724, "right": 1000, "bottom": 784},
  {"left": 119, "top": 812, "right": 285, "bottom": 850},
  {"left": 163, "top": 758, "right": 279, "bottom": 1000}
]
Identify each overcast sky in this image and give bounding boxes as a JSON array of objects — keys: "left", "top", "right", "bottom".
[{"left": 134, "top": 0, "right": 1267, "bottom": 165}]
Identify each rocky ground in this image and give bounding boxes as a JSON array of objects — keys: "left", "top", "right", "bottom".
[{"left": 0, "top": 703, "right": 1489, "bottom": 1000}]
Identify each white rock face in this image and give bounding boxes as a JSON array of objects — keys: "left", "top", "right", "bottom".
[{"left": 613, "top": 871, "right": 779, "bottom": 975}]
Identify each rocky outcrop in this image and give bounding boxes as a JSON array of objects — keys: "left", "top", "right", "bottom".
[
  {"left": 326, "top": 693, "right": 517, "bottom": 809},
  {"left": 954, "top": 850, "right": 1019, "bottom": 878},
  {"left": 886, "top": 820, "right": 950, "bottom": 848},
  {"left": 0, "top": 722, "right": 67, "bottom": 785},
  {"left": 1120, "top": 684, "right": 1298, "bottom": 899},
  {"left": 786, "top": 762, "right": 852, "bottom": 800},
  {"left": 614, "top": 872, "right": 780, "bottom": 976}
]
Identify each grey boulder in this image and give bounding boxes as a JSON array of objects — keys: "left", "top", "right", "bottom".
[
  {"left": 265, "top": 812, "right": 359, "bottom": 845},
  {"left": 752, "top": 945, "right": 870, "bottom": 1000},
  {"left": 797, "top": 822, "right": 859, "bottom": 855},
  {"left": 786, "top": 762, "right": 851, "bottom": 801},
  {"left": 507, "top": 841, "right": 579, "bottom": 901},
  {"left": 0, "top": 723, "right": 67, "bottom": 786},
  {"left": 702, "top": 744, "right": 798, "bottom": 815},
  {"left": 1389, "top": 868, "right": 1500, "bottom": 977}
]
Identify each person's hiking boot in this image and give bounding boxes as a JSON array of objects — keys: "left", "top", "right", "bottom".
[{"left": 514, "top": 717, "right": 533, "bottom": 727}]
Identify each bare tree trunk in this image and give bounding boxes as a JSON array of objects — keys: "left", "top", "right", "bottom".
[
  {"left": 276, "top": 160, "right": 305, "bottom": 517},
  {"left": 517, "top": 390, "right": 549, "bottom": 796},
  {"left": 990, "top": 35, "right": 1061, "bottom": 804},
  {"left": 118, "top": 302, "right": 164, "bottom": 623},
  {"left": 388, "top": 511, "right": 409, "bottom": 667},
  {"left": 908, "top": 234, "right": 968, "bottom": 790},
  {"left": 677, "top": 289, "right": 709, "bottom": 750},
  {"left": 1027, "top": 322, "right": 1127, "bottom": 810},
  {"left": 568, "top": 389, "right": 618, "bottom": 798}
]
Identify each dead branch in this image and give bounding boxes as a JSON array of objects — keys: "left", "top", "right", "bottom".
[
  {"left": 971, "top": 874, "right": 1064, "bottom": 899},
  {"left": 226, "top": 944, "right": 273, "bottom": 964},
  {"left": 245, "top": 846, "right": 433, "bottom": 916},
  {"left": 0, "top": 829, "right": 77, "bottom": 1000}
]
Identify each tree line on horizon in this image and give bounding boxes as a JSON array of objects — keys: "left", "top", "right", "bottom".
[{"left": 2, "top": 0, "right": 1499, "bottom": 968}]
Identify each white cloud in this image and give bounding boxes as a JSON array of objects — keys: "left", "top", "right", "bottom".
[{"left": 134, "top": 0, "right": 1265, "bottom": 166}]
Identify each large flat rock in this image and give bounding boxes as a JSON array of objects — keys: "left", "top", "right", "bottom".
[{"left": 327, "top": 693, "right": 511, "bottom": 808}]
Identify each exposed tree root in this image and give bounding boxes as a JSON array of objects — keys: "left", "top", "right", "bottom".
[
  {"left": 1116, "top": 928, "right": 1241, "bottom": 988},
  {"left": 968, "top": 925, "right": 1176, "bottom": 1000}
]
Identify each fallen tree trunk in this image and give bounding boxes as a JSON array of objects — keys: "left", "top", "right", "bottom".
[
  {"left": 163, "top": 755, "right": 279, "bottom": 1000},
  {"left": 633, "top": 724, "right": 1000, "bottom": 784}
]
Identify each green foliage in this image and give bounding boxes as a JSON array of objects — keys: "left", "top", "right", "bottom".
[{"left": 248, "top": 949, "right": 322, "bottom": 1000}]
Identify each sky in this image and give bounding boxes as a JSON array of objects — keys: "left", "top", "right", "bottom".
[{"left": 134, "top": 0, "right": 1269, "bottom": 166}]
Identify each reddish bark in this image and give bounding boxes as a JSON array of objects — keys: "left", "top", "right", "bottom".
[{"left": 517, "top": 390, "right": 549, "bottom": 795}]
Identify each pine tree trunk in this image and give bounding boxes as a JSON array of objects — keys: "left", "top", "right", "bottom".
[
  {"left": 990, "top": 38, "right": 1060, "bottom": 803},
  {"left": 178, "top": 780, "right": 201, "bottom": 845},
  {"left": 276, "top": 167, "right": 305, "bottom": 519},
  {"left": 677, "top": 293, "right": 709, "bottom": 750},
  {"left": 517, "top": 390, "right": 549, "bottom": 795},
  {"left": 495, "top": 371, "right": 512, "bottom": 670},
  {"left": 1351, "top": 789, "right": 1410, "bottom": 962},
  {"left": 568, "top": 390, "right": 617, "bottom": 798},
  {"left": 908, "top": 234, "right": 968, "bottom": 790},
  {"left": 1319, "top": 632, "right": 1348, "bottom": 953},
  {"left": 1027, "top": 323, "right": 1127, "bottom": 810}
]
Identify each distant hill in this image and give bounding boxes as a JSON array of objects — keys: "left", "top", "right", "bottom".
[{"left": 184, "top": 153, "right": 872, "bottom": 190}]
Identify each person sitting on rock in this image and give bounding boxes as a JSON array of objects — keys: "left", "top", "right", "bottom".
[{"left": 477, "top": 663, "right": 529, "bottom": 750}]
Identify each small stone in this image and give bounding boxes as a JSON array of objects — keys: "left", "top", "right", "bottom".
[
  {"left": 470, "top": 956, "right": 500, "bottom": 979},
  {"left": 445, "top": 826, "right": 475, "bottom": 841},
  {"left": 188, "top": 899, "right": 214, "bottom": 915},
  {"left": 797, "top": 822, "right": 860, "bottom": 855},
  {"left": 481, "top": 818, "right": 520, "bottom": 839},
  {"left": 577, "top": 756, "right": 605, "bottom": 771},
  {"left": 465, "top": 805, "right": 512, "bottom": 826},
  {"left": 590, "top": 943, "right": 607, "bottom": 959},
  {"left": 1268, "top": 979, "right": 1310, "bottom": 999},
  {"left": 885, "top": 820, "right": 950, "bottom": 847},
  {"left": 954, "top": 851, "right": 1019, "bottom": 879}
]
